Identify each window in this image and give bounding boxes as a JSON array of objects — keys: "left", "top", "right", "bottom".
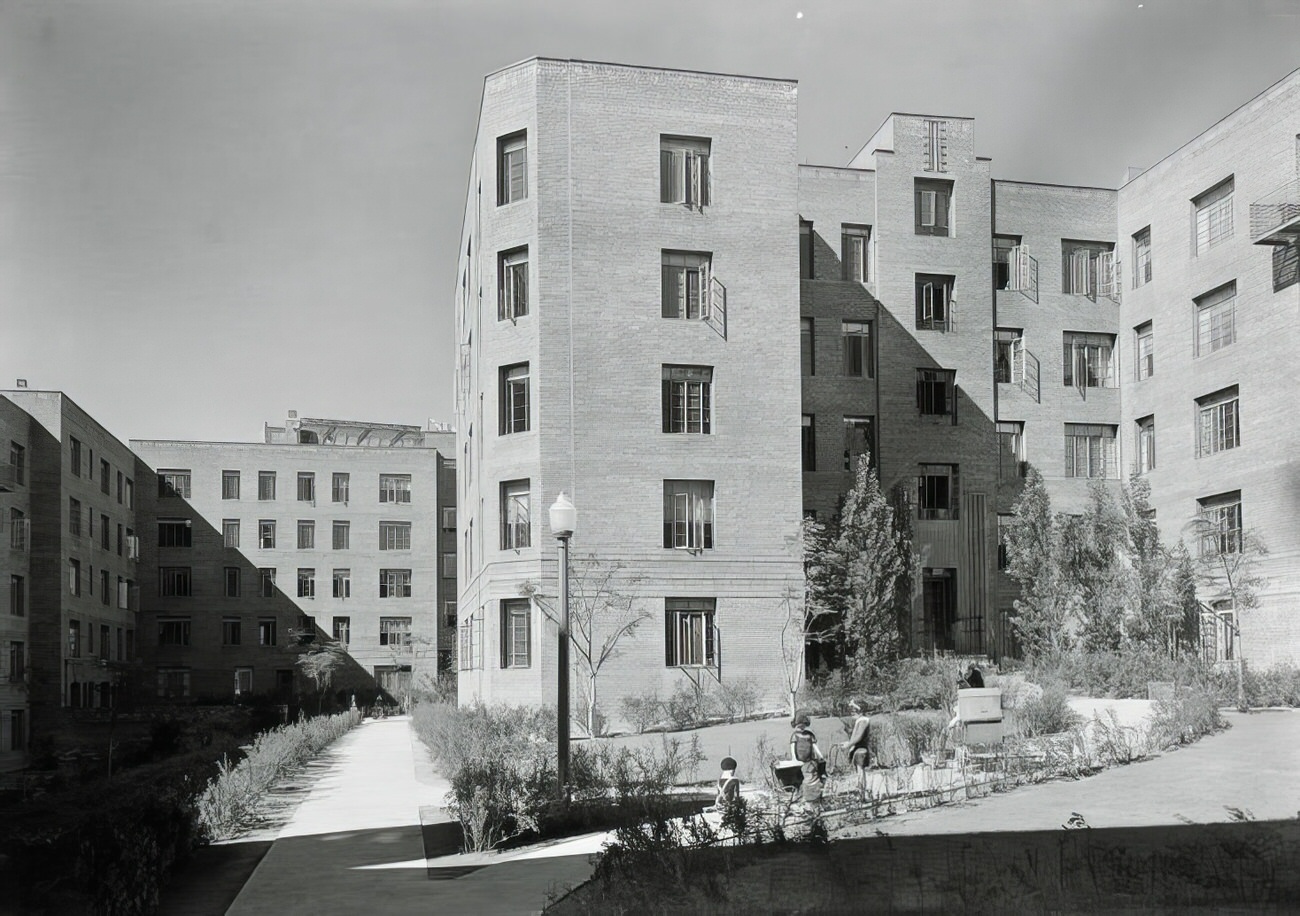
[
  {"left": 332, "top": 568, "right": 351, "bottom": 599},
  {"left": 100, "top": 514, "right": 109, "bottom": 550},
  {"left": 380, "top": 521, "right": 413, "bottom": 551},
  {"left": 497, "top": 131, "right": 527, "bottom": 205},
  {"left": 332, "top": 472, "right": 349, "bottom": 503},
  {"left": 379, "top": 474, "right": 412, "bottom": 504},
  {"left": 916, "top": 369, "right": 957, "bottom": 418},
  {"left": 498, "top": 247, "right": 528, "bottom": 321},
  {"left": 497, "top": 600, "right": 530, "bottom": 667},
  {"left": 660, "top": 135, "right": 710, "bottom": 208},
  {"left": 665, "top": 598, "right": 716, "bottom": 667},
  {"left": 997, "top": 515, "right": 1013, "bottom": 570},
  {"left": 1061, "top": 241, "right": 1116, "bottom": 298},
  {"left": 1195, "top": 283, "right": 1236, "bottom": 356},
  {"left": 297, "top": 472, "right": 315, "bottom": 503},
  {"left": 662, "top": 366, "right": 712, "bottom": 433},
  {"left": 1194, "top": 177, "right": 1234, "bottom": 254},
  {"left": 1197, "top": 387, "right": 1240, "bottom": 457},
  {"left": 332, "top": 520, "right": 350, "bottom": 550},
  {"left": 224, "top": 567, "right": 241, "bottom": 598},
  {"left": 443, "top": 552, "right": 457, "bottom": 578},
  {"left": 100, "top": 459, "right": 110, "bottom": 494},
  {"left": 158, "top": 518, "right": 192, "bottom": 548},
  {"left": 380, "top": 569, "right": 412, "bottom": 598},
  {"left": 333, "top": 616, "right": 350, "bottom": 645},
  {"left": 1198, "top": 491, "right": 1243, "bottom": 556},
  {"left": 799, "top": 220, "right": 813, "bottom": 279},
  {"left": 917, "top": 464, "right": 959, "bottom": 520},
  {"left": 1135, "top": 323, "right": 1154, "bottom": 380},
  {"left": 801, "top": 415, "right": 816, "bottom": 471},
  {"left": 9, "top": 442, "right": 24, "bottom": 486},
  {"left": 842, "top": 321, "right": 873, "bottom": 377},
  {"left": 994, "top": 328, "right": 1021, "bottom": 383},
  {"left": 662, "top": 479, "right": 715, "bottom": 550},
  {"left": 914, "top": 179, "right": 952, "bottom": 236},
  {"left": 9, "top": 641, "right": 25, "bottom": 682},
  {"left": 69, "top": 558, "right": 82, "bottom": 596},
  {"left": 259, "top": 568, "right": 276, "bottom": 598},
  {"left": 442, "top": 507, "right": 456, "bottom": 531},
  {"left": 68, "top": 620, "right": 80, "bottom": 658},
  {"left": 234, "top": 667, "right": 253, "bottom": 694},
  {"left": 922, "top": 569, "right": 958, "bottom": 652},
  {"left": 258, "top": 471, "right": 276, "bottom": 500},
  {"left": 923, "top": 119, "right": 948, "bottom": 171},
  {"left": 159, "top": 567, "right": 192, "bottom": 597},
  {"left": 499, "top": 481, "right": 530, "bottom": 549},
  {"left": 992, "top": 235, "right": 1020, "bottom": 290},
  {"left": 70, "top": 437, "right": 82, "bottom": 476},
  {"left": 661, "top": 250, "right": 712, "bottom": 320},
  {"left": 377, "top": 616, "right": 412, "bottom": 651},
  {"left": 1064, "top": 424, "right": 1118, "bottom": 479},
  {"left": 842, "top": 225, "right": 869, "bottom": 282},
  {"left": 1133, "top": 226, "right": 1152, "bottom": 287},
  {"left": 843, "top": 416, "right": 875, "bottom": 471},
  {"left": 156, "top": 668, "right": 191, "bottom": 698},
  {"left": 158, "top": 618, "right": 191, "bottom": 647},
  {"left": 100, "top": 569, "right": 110, "bottom": 604},
  {"left": 69, "top": 497, "right": 81, "bottom": 537},
  {"left": 444, "top": 600, "right": 458, "bottom": 628},
  {"left": 116, "top": 470, "right": 123, "bottom": 503},
  {"left": 297, "top": 568, "right": 316, "bottom": 598},
  {"left": 1062, "top": 333, "right": 1117, "bottom": 390},
  {"left": 800, "top": 318, "right": 815, "bottom": 376},
  {"left": 222, "top": 470, "right": 240, "bottom": 499},
  {"left": 223, "top": 519, "right": 240, "bottom": 548},
  {"left": 297, "top": 520, "right": 315, "bottom": 550},
  {"left": 998, "top": 422, "right": 1024, "bottom": 478},
  {"left": 258, "top": 618, "right": 277, "bottom": 647},
  {"left": 1136, "top": 416, "right": 1156, "bottom": 473},
  {"left": 158, "top": 470, "right": 191, "bottom": 499},
  {"left": 914, "top": 274, "right": 955, "bottom": 330},
  {"left": 125, "top": 478, "right": 134, "bottom": 509},
  {"left": 9, "top": 575, "right": 23, "bottom": 617},
  {"left": 497, "top": 361, "right": 531, "bottom": 434},
  {"left": 9, "top": 509, "right": 26, "bottom": 551},
  {"left": 259, "top": 520, "right": 276, "bottom": 549}
]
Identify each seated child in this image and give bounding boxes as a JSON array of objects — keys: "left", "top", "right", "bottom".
[
  {"left": 715, "top": 755, "right": 741, "bottom": 808},
  {"left": 790, "top": 715, "right": 825, "bottom": 804}
]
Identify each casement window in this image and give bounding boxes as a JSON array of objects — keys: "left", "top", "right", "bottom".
[
  {"left": 68, "top": 620, "right": 80, "bottom": 658},
  {"left": 1194, "top": 177, "right": 1234, "bottom": 254},
  {"left": 380, "top": 568, "right": 412, "bottom": 599},
  {"left": 332, "top": 520, "right": 350, "bottom": 550},
  {"left": 297, "top": 520, "right": 316, "bottom": 550},
  {"left": 498, "top": 247, "right": 528, "bottom": 321},
  {"left": 498, "top": 600, "right": 530, "bottom": 668},
  {"left": 997, "top": 422, "right": 1024, "bottom": 478},
  {"left": 259, "top": 568, "right": 276, "bottom": 598},
  {"left": 914, "top": 274, "right": 955, "bottom": 331},
  {"left": 1064, "top": 423, "right": 1118, "bottom": 479},
  {"left": 333, "top": 616, "right": 350, "bottom": 645},
  {"left": 159, "top": 567, "right": 192, "bottom": 597},
  {"left": 332, "top": 473, "right": 349, "bottom": 503},
  {"left": 665, "top": 597, "right": 716, "bottom": 667},
  {"left": 158, "top": 518, "right": 192, "bottom": 548},
  {"left": 332, "top": 569, "right": 351, "bottom": 599},
  {"left": 10, "top": 509, "right": 27, "bottom": 552},
  {"left": 156, "top": 668, "right": 191, "bottom": 698},
  {"left": 1274, "top": 240, "right": 1300, "bottom": 292},
  {"left": 801, "top": 415, "right": 816, "bottom": 471},
  {"left": 997, "top": 515, "right": 1013, "bottom": 570},
  {"left": 259, "top": 520, "right": 276, "bottom": 549},
  {"left": 445, "top": 550, "right": 457, "bottom": 578},
  {"left": 100, "top": 624, "right": 109, "bottom": 661},
  {"left": 380, "top": 616, "right": 413, "bottom": 650},
  {"left": 661, "top": 250, "right": 714, "bottom": 320},
  {"left": 994, "top": 328, "right": 1022, "bottom": 383},
  {"left": 442, "top": 507, "right": 457, "bottom": 531},
  {"left": 69, "top": 498, "right": 81, "bottom": 537},
  {"left": 1198, "top": 491, "right": 1243, "bottom": 556},
  {"left": 258, "top": 471, "right": 276, "bottom": 500},
  {"left": 842, "top": 321, "right": 873, "bottom": 378},
  {"left": 297, "top": 568, "right": 316, "bottom": 598},
  {"left": 1136, "top": 416, "right": 1156, "bottom": 473},
  {"left": 233, "top": 667, "right": 253, "bottom": 694},
  {"left": 660, "top": 135, "right": 710, "bottom": 208},
  {"left": 1195, "top": 283, "right": 1236, "bottom": 356},
  {"left": 1133, "top": 227, "right": 1153, "bottom": 287},
  {"left": 1061, "top": 241, "right": 1117, "bottom": 299},
  {"left": 914, "top": 179, "right": 952, "bottom": 236},
  {"left": 101, "top": 569, "right": 110, "bottom": 604},
  {"left": 992, "top": 235, "right": 1020, "bottom": 290},
  {"left": 116, "top": 470, "right": 123, "bottom": 503},
  {"left": 224, "top": 567, "right": 241, "bottom": 598},
  {"left": 662, "top": 365, "right": 713, "bottom": 433},
  {"left": 923, "top": 119, "right": 948, "bottom": 172},
  {"left": 380, "top": 521, "right": 412, "bottom": 551},
  {"left": 100, "top": 460, "right": 110, "bottom": 495},
  {"left": 8, "top": 641, "right": 25, "bottom": 683},
  {"left": 10, "top": 575, "right": 24, "bottom": 617},
  {"left": 9, "top": 442, "right": 23, "bottom": 487},
  {"left": 297, "top": 472, "right": 315, "bottom": 503},
  {"left": 662, "top": 479, "right": 715, "bottom": 550},
  {"left": 917, "top": 464, "right": 959, "bottom": 521},
  {"left": 125, "top": 478, "right": 134, "bottom": 509},
  {"left": 100, "top": 514, "right": 110, "bottom": 550},
  {"left": 1062, "top": 332, "right": 1117, "bottom": 391},
  {"left": 497, "top": 131, "right": 527, "bottom": 206},
  {"left": 801, "top": 318, "right": 815, "bottom": 376},
  {"left": 379, "top": 474, "right": 412, "bottom": 504},
  {"left": 1197, "top": 387, "right": 1240, "bottom": 457},
  {"left": 499, "top": 480, "right": 530, "bottom": 550},
  {"left": 69, "top": 558, "right": 82, "bottom": 596},
  {"left": 258, "top": 618, "right": 277, "bottom": 647},
  {"left": 69, "top": 437, "right": 82, "bottom": 476},
  {"left": 498, "top": 363, "right": 530, "bottom": 434},
  {"left": 158, "top": 470, "right": 191, "bottom": 499},
  {"left": 842, "top": 225, "right": 870, "bottom": 282},
  {"left": 222, "top": 470, "right": 240, "bottom": 499},
  {"left": 458, "top": 618, "right": 474, "bottom": 671},
  {"left": 1135, "top": 323, "right": 1154, "bottom": 380},
  {"left": 444, "top": 601, "right": 459, "bottom": 629},
  {"left": 799, "top": 220, "right": 813, "bottom": 279},
  {"left": 843, "top": 416, "right": 875, "bottom": 471},
  {"left": 916, "top": 368, "right": 957, "bottom": 418},
  {"left": 158, "top": 618, "right": 191, "bottom": 647},
  {"left": 223, "top": 519, "right": 240, "bottom": 548}
]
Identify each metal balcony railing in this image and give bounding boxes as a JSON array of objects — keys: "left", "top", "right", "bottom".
[{"left": 1250, "top": 178, "right": 1300, "bottom": 244}]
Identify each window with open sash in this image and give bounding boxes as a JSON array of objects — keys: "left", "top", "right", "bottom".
[
  {"left": 1062, "top": 333, "right": 1116, "bottom": 392},
  {"left": 660, "top": 136, "right": 710, "bottom": 208},
  {"left": 1195, "top": 283, "right": 1236, "bottom": 356},
  {"left": 801, "top": 415, "right": 816, "bottom": 471},
  {"left": 498, "top": 247, "right": 528, "bottom": 321},
  {"left": 915, "top": 179, "right": 952, "bottom": 236},
  {"left": 296, "top": 472, "right": 315, "bottom": 503},
  {"left": 994, "top": 328, "right": 1022, "bottom": 383},
  {"left": 1136, "top": 416, "right": 1156, "bottom": 473},
  {"left": 500, "top": 480, "right": 530, "bottom": 549},
  {"left": 158, "top": 470, "right": 191, "bottom": 499},
  {"left": 1062, "top": 241, "right": 1117, "bottom": 300},
  {"left": 1194, "top": 178, "right": 1233, "bottom": 254},
  {"left": 662, "top": 480, "right": 714, "bottom": 551},
  {"left": 662, "top": 365, "right": 712, "bottom": 434},
  {"left": 842, "top": 321, "right": 873, "bottom": 378},
  {"left": 332, "top": 472, "right": 349, "bottom": 503},
  {"left": 258, "top": 568, "right": 276, "bottom": 598},
  {"left": 380, "top": 616, "right": 413, "bottom": 650},
  {"left": 379, "top": 474, "right": 411, "bottom": 504},
  {"left": 1133, "top": 227, "right": 1152, "bottom": 287},
  {"left": 997, "top": 422, "right": 1024, "bottom": 479},
  {"left": 661, "top": 250, "right": 712, "bottom": 320},
  {"left": 380, "top": 568, "right": 412, "bottom": 598},
  {"left": 916, "top": 368, "right": 956, "bottom": 419},
  {"left": 333, "top": 569, "right": 351, "bottom": 599},
  {"left": 1064, "top": 424, "right": 1117, "bottom": 479},
  {"left": 498, "top": 363, "right": 530, "bottom": 434},
  {"left": 1135, "top": 323, "right": 1154, "bottom": 380},
  {"left": 297, "top": 568, "right": 316, "bottom": 599},
  {"left": 1197, "top": 387, "right": 1240, "bottom": 457},
  {"left": 498, "top": 600, "right": 530, "bottom": 668},
  {"left": 258, "top": 520, "right": 276, "bottom": 549},
  {"left": 843, "top": 416, "right": 875, "bottom": 471},
  {"left": 333, "top": 615, "right": 350, "bottom": 644},
  {"left": 914, "top": 274, "right": 954, "bottom": 330},
  {"left": 923, "top": 119, "right": 948, "bottom": 172},
  {"left": 917, "top": 464, "right": 959, "bottom": 521},
  {"left": 992, "top": 235, "right": 1020, "bottom": 290},
  {"left": 497, "top": 131, "right": 527, "bottom": 206},
  {"left": 1198, "top": 491, "right": 1242, "bottom": 556},
  {"left": 665, "top": 598, "right": 716, "bottom": 667},
  {"left": 841, "top": 225, "right": 869, "bottom": 282},
  {"left": 997, "top": 515, "right": 1013, "bottom": 570}
]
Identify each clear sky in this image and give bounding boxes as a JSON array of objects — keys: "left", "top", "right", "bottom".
[{"left": 2, "top": 0, "right": 1298, "bottom": 442}]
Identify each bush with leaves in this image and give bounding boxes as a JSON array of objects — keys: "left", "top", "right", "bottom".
[
  {"left": 1149, "top": 683, "right": 1226, "bottom": 748},
  {"left": 618, "top": 693, "right": 663, "bottom": 734},
  {"left": 1011, "top": 683, "right": 1082, "bottom": 737},
  {"left": 887, "top": 656, "right": 962, "bottom": 710},
  {"left": 1243, "top": 663, "right": 1300, "bottom": 708},
  {"left": 715, "top": 676, "right": 760, "bottom": 723},
  {"left": 662, "top": 681, "right": 716, "bottom": 730}
]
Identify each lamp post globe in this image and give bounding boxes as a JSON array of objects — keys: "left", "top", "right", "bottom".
[{"left": 549, "top": 491, "right": 577, "bottom": 537}]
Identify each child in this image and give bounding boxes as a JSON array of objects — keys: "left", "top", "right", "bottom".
[
  {"left": 838, "top": 699, "right": 872, "bottom": 797},
  {"left": 715, "top": 756, "right": 741, "bottom": 808},
  {"left": 790, "top": 715, "right": 825, "bottom": 805}
]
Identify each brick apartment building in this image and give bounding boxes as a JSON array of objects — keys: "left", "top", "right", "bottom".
[{"left": 456, "top": 58, "right": 1300, "bottom": 723}]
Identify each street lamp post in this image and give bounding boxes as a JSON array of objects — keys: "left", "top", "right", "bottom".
[{"left": 548, "top": 492, "right": 577, "bottom": 802}]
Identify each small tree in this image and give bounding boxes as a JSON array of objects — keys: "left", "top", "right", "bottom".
[
  {"left": 1004, "top": 467, "right": 1073, "bottom": 659},
  {"left": 1065, "top": 483, "right": 1134, "bottom": 652},
  {"left": 777, "top": 520, "right": 838, "bottom": 721},
  {"left": 1120, "top": 478, "right": 1184, "bottom": 652},
  {"left": 523, "top": 556, "right": 649, "bottom": 737},
  {"left": 296, "top": 638, "right": 348, "bottom": 714}
]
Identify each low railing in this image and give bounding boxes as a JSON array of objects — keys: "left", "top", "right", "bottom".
[{"left": 1250, "top": 178, "right": 1300, "bottom": 243}]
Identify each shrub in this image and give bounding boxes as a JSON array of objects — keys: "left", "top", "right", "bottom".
[
  {"left": 448, "top": 756, "right": 556, "bottom": 852},
  {"left": 715, "top": 677, "right": 760, "bottom": 723},
  {"left": 1244, "top": 663, "right": 1300, "bottom": 708},
  {"left": 1012, "top": 683, "right": 1082, "bottom": 737},
  {"left": 1086, "top": 708, "right": 1150, "bottom": 765},
  {"left": 1149, "top": 683, "right": 1226, "bottom": 748},
  {"left": 802, "top": 669, "right": 859, "bottom": 718},
  {"left": 618, "top": 693, "right": 662, "bottom": 735},
  {"left": 887, "top": 710, "right": 950, "bottom": 765},
  {"left": 887, "top": 657, "right": 963, "bottom": 711},
  {"left": 413, "top": 701, "right": 554, "bottom": 776},
  {"left": 663, "top": 682, "right": 715, "bottom": 730}
]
